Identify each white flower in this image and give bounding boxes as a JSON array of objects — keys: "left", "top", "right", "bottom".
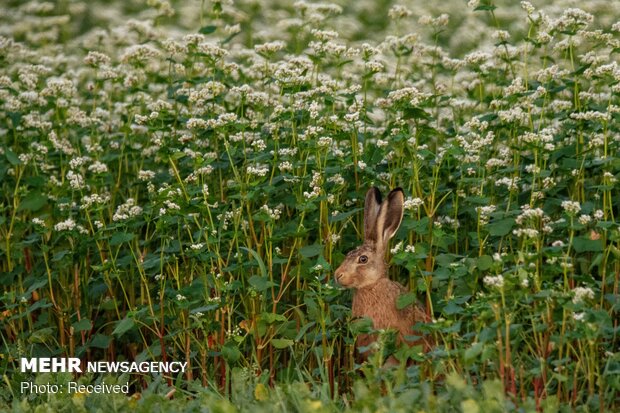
[
  {"left": 112, "top": 198, "right": 143, "bottom": 222},
  {"left": 224, "top": 24, "right": 241, "bottom": 35},
  {"left": 515, "top": 205, "right": 544, "bottom": 225},
  {"left": 88, "top": 161, "right": 108, "bottom": 174},
  {"left": 206, "top": 296, "right": 220, "bottom": 305},
  {"left": 84, "top": 51, "right": 111, "bottom": 67},
  {"left": 254, "top": 41, "right": 285, "bottom": 55},
  {"left": 552, "top": 8, "right": 593, "bottom": 32},
  {"left": 55, "top": 218, "right": 76, "bottom": 232},
  {"left": 561, "top": 200, "right": 581, "bottom": 215},
  {"left": 390, "top": 241, "right": 403, "bottom": 254},
  {"left": 164, "top": 200, "right": 181, "bottom": 210},
  {"left": 317, "top": 136, "right": 332, "bottom": 148},
  {"left": 386, "top": 86, "right": 430, "bottom": 106},
  {"left": 603, "top": 172, "right": 617, "bottom": 183},
  {"left": 388, "top": 5, "right": 412, "bottom": 19},
  {"left": 187, "top": 118, "right": 208, "bottom": 129},
  {"left": 260, "top": 204, "right": 283, "bottom": 220},
  {"left": 278, "top": 161, "right": 293, "bottom": 172},
  {"left": 139, "top": 170, "right": 156, "bottom": 181},
  {"left": 495, "top": 177, "right": 520, "bottom": 191},
  {"left": 467, "top": 0, "right": 480, "bottom": 9},
  {"left": 32, "top": 218, "right": 46, "bottom": 227},
  {"left": 365, "top": 60, "right": 384, "bottom": 73},
  {"left": 578, "top": 214, "right": 591, "bottom": 225},
  {"left": 404, "top": 197, "right": 424, "bottom": 211},
  {"left": 418, "top": 14, "right": 449, "bottom": 27},
  {"left": 247, "top": 164, "right": 269, "bottom": 177},
  {"left": 121, "top": 44, "right": 160, "bottom": 63},
  {"left": 311, "top": 29, "right": 339, "bottom": 41},
  {"left": 520, "top": 1, "right": 535, "bottom": 14},
  {"left": 81, "top": 193, "right": 111, "bottom": 209},
  {"left": 572, "top": 286, "right": 594, "bottom": 304},
  {"left": 66, "top": 170, "right": 85, "bottom": 190},
  {"left": 483, "top": 274, "right": 504, "bottom": 289},
  {"left": 513, "top": 228, "right": 539, "bottom": 238},
  {"left": 492, "top": 30, "right": 510, "bottom": 42},
  {"left": 476, "top": 205, "right": 496, "bottom": 225}
]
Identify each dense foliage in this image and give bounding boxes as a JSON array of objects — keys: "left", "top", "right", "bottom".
[{"left": 1, "top": 0, "right": 619, "bottom": 411}]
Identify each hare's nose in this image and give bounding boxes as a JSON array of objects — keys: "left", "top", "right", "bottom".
[{"left": 335, "top": 272, "right": 343, "bottom": 281}]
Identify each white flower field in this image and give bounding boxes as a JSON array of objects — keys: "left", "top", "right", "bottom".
[{"left": 0, "top": 0, "right": 619, "bottom": 411}]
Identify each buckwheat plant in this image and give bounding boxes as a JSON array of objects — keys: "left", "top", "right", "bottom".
[{"left": 0, "top": 0, "right": 618, "bottom": 411}]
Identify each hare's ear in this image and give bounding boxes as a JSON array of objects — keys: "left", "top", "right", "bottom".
[
  {"left": 364, "top": 187, "right": 382, "bottom": 244},
  {"left": 375, "top": 188, "right": 404, "bottom": 249}
]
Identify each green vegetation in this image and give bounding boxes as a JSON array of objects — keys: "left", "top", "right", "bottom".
[{"left": 1, "top": 0, "right": 619, "bottom": 411}]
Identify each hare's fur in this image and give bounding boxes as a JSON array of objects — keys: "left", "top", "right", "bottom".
[{"left": 335, "top": 187, "right": 431, "bottom": 361}]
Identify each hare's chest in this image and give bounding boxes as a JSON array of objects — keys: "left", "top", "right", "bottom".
[{"left": 351, "top": 286, "right": 400, "bottom": 330}]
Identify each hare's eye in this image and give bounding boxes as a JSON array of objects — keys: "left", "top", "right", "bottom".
[{"left": 358, "top": 255, "right": 368, "bottom": 264}]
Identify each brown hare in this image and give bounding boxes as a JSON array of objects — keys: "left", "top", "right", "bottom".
[{"left": 335, "top": 187, "right": 432, "bottom": 364}]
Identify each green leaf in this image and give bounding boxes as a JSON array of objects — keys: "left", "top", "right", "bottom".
[
  {"left": 191, "top": 304, "right": 220, "bottom": 313},
  {"left": 402, "top": 106, "right": 431, "bottom": 120},
  {"left": 299, "top": 244, "right": 322, "bottom": 258},
  {"left": 443, "top": 300, "right": 464, "bottom": 315},
  {"left": 112, "top": 317, "right": 135, "bottom": 337},
  {"left": 5, "top": 149, "right": 21, "bottom": 165},
  {"left": 240, "top": 246, "right": 268, "bottom": 278},
  {"left": 478, "top": 113, "right": 498, "bottom": 122},
  {"left": 474, "top": 5, "right": 497, "bottom": 11},
  {"left": 18, "top": 192, "right": 47, "bottom": 212},
  {"left": 90, "top": 334, "right": 111, "bottom": 349},
  {"left": 52, "top": 250, "right": 71, "bottom": 261},
  {"left": 396, "top": 292, "right": 417, "bottom": 310},
  {"left": 28, "top": 327, "right": 54, "bottom": 344},
  {"left": 270, "top": 338, "right": 294, "bottom": 348},
  {"left": 260, "top": 312, "right": 287, "bottom": 324},
  {"left": 477, "top": 255, "right": 493, "bottom": 271},
  {"left": 404, "top": 217, "right": 430, "bottom": 235},
  {"left": 573, "top": 236, "right": 603, "bottom": 252},
  {"left": 435, "top": 253, "right": 458, "bottom": 267},
  {"left": 109, "top": 232, "right": 134, "bottom": 246},
  {"left": 295, "top": 321, "right": 316, "bottom": 341},
  {"left": 248, "top": 275, "right": 276, "bottom": 292},
  {"left": 221, "top": 343, "right": 241, "bottom": 363},
  {"left": 464, "top": 342, "right": 483, "bottom": 364},
  {"left": 72, "top": 318, "right": 92, "bottom": 332},
  {"left": 349, "top": 317, "right": 373, "bottom": 334},
  {"left": 487, "top": 218, "right": 514, "bottom": 236},
  {"left": 199, "top": 25, "right": 217, "bottom": 34}
]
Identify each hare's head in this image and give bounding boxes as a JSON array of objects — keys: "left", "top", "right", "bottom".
[{"left": 335, "top": 187, "right": 404, "bottom": 289}]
